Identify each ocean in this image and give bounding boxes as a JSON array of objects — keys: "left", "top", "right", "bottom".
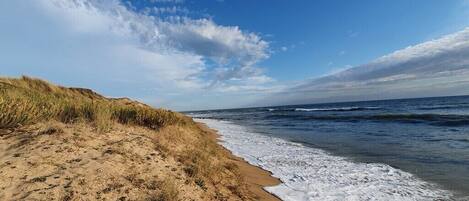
[{"left": 187, "top": 95, "right": 469, "bottom": 200}]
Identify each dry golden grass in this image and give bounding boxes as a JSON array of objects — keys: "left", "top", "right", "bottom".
[
  {"left": 0, "top": 75, "right": 259, "bottom": 200},
  {"left": 151, "top": 125, "right": 253, "bottom": 200},
  {"left": 146, "top": 179, "right": 180, "bottom": 201},
  {"left": 0, "top": 76, "right": 191, "bottom": 131}
]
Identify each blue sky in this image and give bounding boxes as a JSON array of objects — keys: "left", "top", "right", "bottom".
[
  {"left": 194, "top": 0, "right": 469, "bottom": 82},
  {"left": 1, "top": 0, "right": 469, "bottom": 110}
]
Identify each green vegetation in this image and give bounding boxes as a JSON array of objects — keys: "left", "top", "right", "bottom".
[{"left": 0, "top": 76, "right": 191, "bottom": 131}]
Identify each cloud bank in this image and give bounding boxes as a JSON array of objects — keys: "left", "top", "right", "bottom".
[
  {"left": 0, "top": 0, "right": 273, "bottom": 110},
  {"left": 267, "top": 28, "right": 469, "bottom": 106}
]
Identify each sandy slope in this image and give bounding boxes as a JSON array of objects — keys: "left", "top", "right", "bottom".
[
  {"left": 0, "top": 121, "right": 281, "bottom": 201},
  {"left": 0, "top": 122, "right": 201, "bottom": 200}
]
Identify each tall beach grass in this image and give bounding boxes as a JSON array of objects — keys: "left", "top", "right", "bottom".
[
  {"left": 0, "top": 76, "right": 252, "bottom": 199},
  {"left": 0, "top": 76, "right": 191, "bottom": 131}
]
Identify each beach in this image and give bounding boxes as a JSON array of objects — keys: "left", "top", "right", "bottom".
[
  {"left": 0, "top": 120, "right": 282, "bottom": 200},
  {"left": 197, "top": 123, "right": 282, "bottom": 201},
  {"left": 3, "top": 0, "right": 469, "bottom": 200},
  {"left": 1, "top": 76, "right": 468, "bottom": 200},
  {"left": 195, "top": 116, "right": 457, "bottom": 200},
  {"left": 0, "top": 76, "right": 283, "bottom": 200}
]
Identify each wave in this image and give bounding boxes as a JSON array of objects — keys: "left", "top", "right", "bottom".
[
  {"left": 418, "top": 104, "right": 469, "bottom": 110},
  {"left": 187, "top": 113, "right": 213, "bottom": 119},
  {"left": 267, "top": 106, "right": 381, "bottom": 112},
  {"left": 196, "top": 119, "right": 452, "bottom": 200},
  {"left": 266, "top": 113, "right": 469, "bottom": 127},
  {"left": 294, "top": 106, "right": 380, "bottom": 112}
]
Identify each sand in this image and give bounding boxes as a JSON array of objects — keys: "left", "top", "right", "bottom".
[
  {"left": 0, "top": 122, "right": 206, "bottom": 200},
  {"left": 197, "top": 123, "right": 281, "bottom": 201},
  {"left": 0, "top": 120, "right": 281, "bottom": 201}
]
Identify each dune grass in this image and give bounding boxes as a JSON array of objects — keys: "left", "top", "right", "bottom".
[
  {"left": 0, "top": 76, "right": 191, "bottom": 131},
  {"left": 0, "top": 75, "right": 254, "bottom": 200}
]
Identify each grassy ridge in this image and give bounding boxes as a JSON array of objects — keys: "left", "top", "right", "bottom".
[
  {"left": 0, "top": 76, "right": 190, "bottom": 130},
  {"left": 0, "top": 76, "right": 254, "bottom": 200}
]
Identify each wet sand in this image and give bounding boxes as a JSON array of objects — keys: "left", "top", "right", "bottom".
[{"left": 198, "top": 123, "right": 282, "bottom": 201}]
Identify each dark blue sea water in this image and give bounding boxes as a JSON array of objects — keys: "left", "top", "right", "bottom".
[{"left": 187, "top": 96, "right": 469, "bottom": 198}]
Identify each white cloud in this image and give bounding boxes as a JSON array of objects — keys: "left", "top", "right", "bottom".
[
  {"left": 266, "top": 28, "right": 469, "bottom": 106},
  {"left": 152, "top": 6, "right": 189, "bottom": 15},
  {"left": 43, "top": 0, "right": 270, "bottom": 85},
  {"left": 323, "top": 65, "right": 353, "bottom": 77},
  {"left": 347, "top": 30, "right": 359, "bottom": 38},
  {"left": 156, "top": 18, "right": 269, "bottom": 67},
  {"left": 0, "top": 0, "right": 272, "bottom": 110}
]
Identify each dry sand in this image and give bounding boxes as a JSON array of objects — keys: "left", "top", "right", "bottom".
[
  {"left": 0, "top": 121, "right": 281, "bottom": 201},
  {"left": 0, "top": 122, "right": 204, "bottom": 200}
]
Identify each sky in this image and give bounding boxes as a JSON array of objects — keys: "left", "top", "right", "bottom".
[{"left": 1, "top": 0, "right": 469, "bottom": 111}]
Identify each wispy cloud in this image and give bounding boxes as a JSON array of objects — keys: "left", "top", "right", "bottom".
[
  {"left": 265, "top": 28, "right": 469, "bottom": 106},
  {"left": 0, "top": 0, "right": 273, "bottom": 110},
  {"left": 150, "top": 6, "right": 189, "bottom": 15}
]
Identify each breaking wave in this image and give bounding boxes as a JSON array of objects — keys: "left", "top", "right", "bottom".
[
  {"left": 197, "top": 119, "right": 452, "bottom": 201},
  {"left": 266, "top": 107, "right": 380, "bottom": 112},
  {"left": 265, "top": 113, "right": 469, "bottom": 127}
]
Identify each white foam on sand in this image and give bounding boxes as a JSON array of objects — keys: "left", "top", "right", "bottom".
[{"left": 196, "top": 118, "right": 452, "bottom": 201}]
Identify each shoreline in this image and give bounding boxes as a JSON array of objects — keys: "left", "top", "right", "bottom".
[
  {"left": 197, "top": 122, "right": 282, "bottom": 201},
  {"left": 196, "top": 118, "right": 456, "bottom": 200}
]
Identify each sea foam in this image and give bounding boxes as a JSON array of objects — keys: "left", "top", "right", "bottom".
[
  {"left": 196, "top": 118, "right": 452, "bottom": 201},
  {"left": 294, "top": 107, "right": 380, "bottom": 112}
]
